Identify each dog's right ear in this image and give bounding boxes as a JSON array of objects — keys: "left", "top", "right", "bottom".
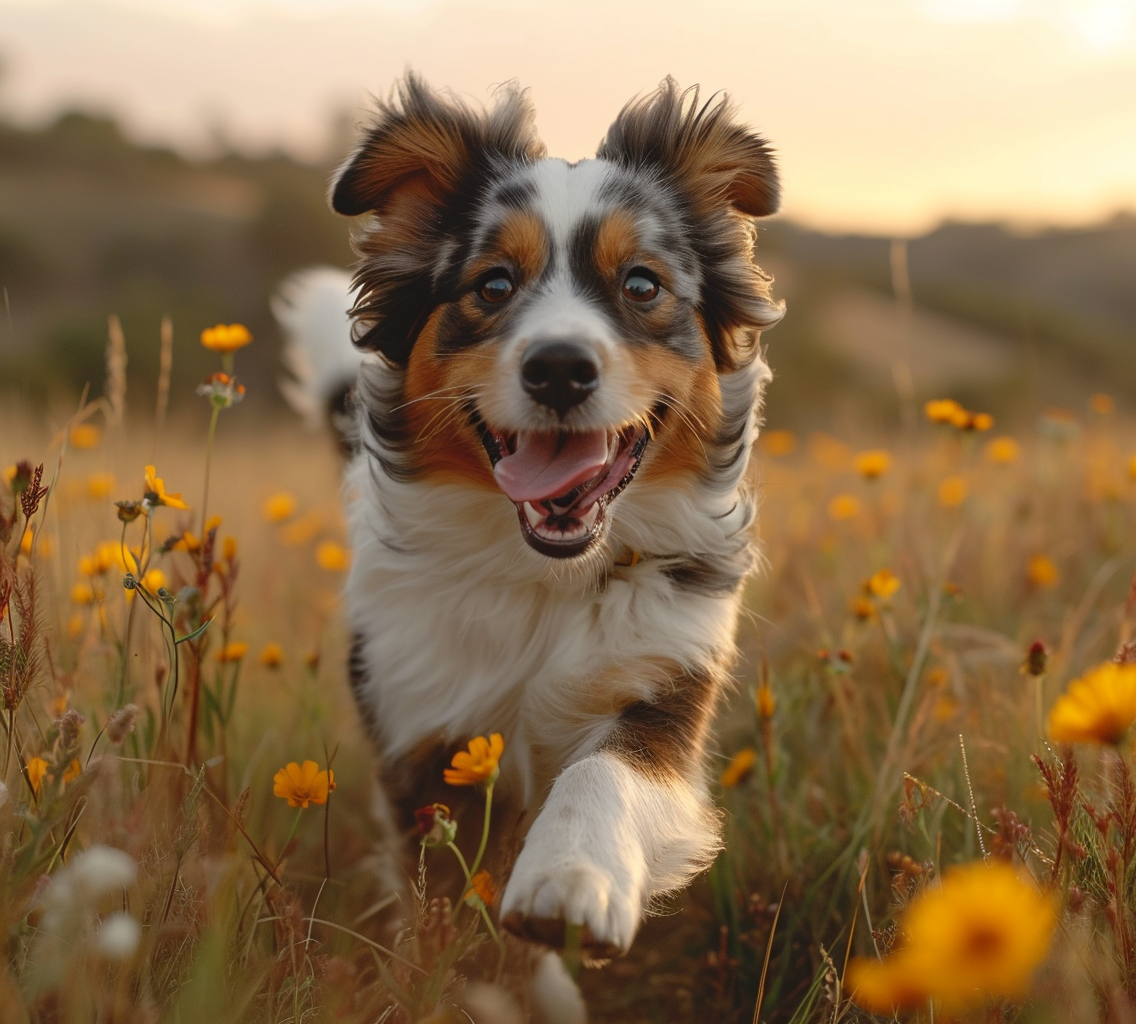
[{"left": 333, "top": 74, "right": 545, "bottom": 363}]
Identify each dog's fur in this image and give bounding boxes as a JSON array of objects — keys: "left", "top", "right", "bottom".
[{"left": 276, "top": 72, "right": 782, "bottom": 1012}]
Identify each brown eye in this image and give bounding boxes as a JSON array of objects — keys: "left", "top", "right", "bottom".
[
  {"left": 478, "top": 272, "right": 515, "bottom": 304},
  {"left": 622, "top": 268, "right": 660, "bottom": 303}
]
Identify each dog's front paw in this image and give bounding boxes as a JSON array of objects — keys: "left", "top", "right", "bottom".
[{"left": 500, "top": 830, "right": 643, "bottom": 959}]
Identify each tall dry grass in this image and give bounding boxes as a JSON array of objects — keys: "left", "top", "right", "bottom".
[{"left": 2, "top": 324, "right": 1136, "bottom": 1023}]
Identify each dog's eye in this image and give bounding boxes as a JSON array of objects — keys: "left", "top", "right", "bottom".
[
  {"left": 478, "top": 272, "right": 515, "bottom": 304},
  {"left": 622, "top": 268, "right": 660, "bottom": 303}
]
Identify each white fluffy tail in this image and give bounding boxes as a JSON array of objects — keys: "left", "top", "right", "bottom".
[{"left": 273, "top": 266, "right": 361, "bottom": 428}]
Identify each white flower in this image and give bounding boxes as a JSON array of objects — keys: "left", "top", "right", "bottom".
[
  {"left": 67, "top": 845, "right": 137, "bottom": 901},
  {"left": 96, "top": 913, "right": 141, "bottom": 960},
  {"left": 40, "top": 845, "right": 137, "bottom": 934}
]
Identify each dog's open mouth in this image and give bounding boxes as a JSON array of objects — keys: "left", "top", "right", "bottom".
[{"left": 479, "top": 423, "right": 649, "bottom": 558}]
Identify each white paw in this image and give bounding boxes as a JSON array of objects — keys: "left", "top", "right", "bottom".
[{"left": 500, "top": 816, "right": 644, "bottom": 957}]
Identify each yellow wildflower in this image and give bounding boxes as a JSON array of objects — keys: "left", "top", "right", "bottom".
[
  {"left": 272, "top": 760, "right": 336, "bottom": 808},
  {"left": 71, "top": 583, "right": 96, "bottom": 606},
  {"left": 86, "top": 472, "right": 115, "bottom": 499},
  {"left": 465, "top": 870, "right": 499, "bottom": 908},
  {"left": 1026, "top": 554, "right": 1059, "bottom": 589},
  {"left": 848, "top": 861, "right": 1055, "bottom": 1014},
  {"left": 143, "top": 465, "right": 188, "bottom": 510},
  {"left": 984, "top": 436, "right": 1020, "bottom": 465},
  {"left": 850, "top": 596, "right": 877, "bottom": 621},
  {"left": 222, "top": 535, "right": 238, "bottom": 563},
  {"left": 444, "top": 733, "right": 504, "bottom": 787},
  {"left": 281, "top": 512, "right": 323, "bottom": 547},
  {"left": 19, "top": 528, "right": 33, "bottom": 556},
  {"left": 63, "top": 759, "right": 82, "bottom": 784},
  {"left": 315, "top": 540, "right": 351, "bottom": 572},
  {"left": 760, "top": 430, "right": 797, "bottom": 457},
  {"left": 68, "top": 423, "right": 101, "bottom": 449},
  {"left": 969, "top": 412, "right": 994, "bottom": 431},
  {"left": 216, "top": 641, "right": 249, "bottom": 663},
  {"left": 866, "top": 568, "right": 901, "bottom": 601},
  {"left": 172, "top": 531, "right": 201, "bottom": 553},
  {"left": 808, "top": 433, "right": 851, "bottom": 471},
  {"left": 937, "top": 476, "right": 968, "bottom": 507},
  {"left": 827, "top": 494, "right": 861, "bottom": 522},
  {"left": 259, "top": 642, "right": 284, "bottom": 668},
  {"left": 1047, "top": 662, "right": 1136, "bottom": 745},
  {"left": 262, "top": 492, "right": 298, "bottom": 523},
  {"left": 1089, "top": 393, "right": 1114, "bottom": 416},
  {"left": 925, "top": 398, "right": 964, "bottom": 425},
  {"left": 26, "top": 756, "right": 49, "bottom": 794},
  {"left": 200, "top": 323, "right": 253, "bottom": 353},
  {"left": 853, "top": 449, "right": 891, "bottom": 480},
  {"left": 719, "top": 747, "right": 756, "bottom": 788},
  {"left": 1, "top": 465, "right": 15, "bottom": 489}
]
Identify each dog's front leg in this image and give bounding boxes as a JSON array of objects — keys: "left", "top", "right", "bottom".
[{"left": 500, "top": 671, "right": 722, "bottom": 958}]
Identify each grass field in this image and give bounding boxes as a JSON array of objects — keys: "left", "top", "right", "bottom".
[{"left": 2, "top": 340, "right": 1136, "bottom": 1023}]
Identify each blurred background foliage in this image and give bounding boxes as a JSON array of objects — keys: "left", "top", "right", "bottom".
[{"left": 0, "top": 108, "right": 1133, "bottom": 429}]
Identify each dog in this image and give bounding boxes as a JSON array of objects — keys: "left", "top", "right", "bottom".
[{"left": 276, "top": 73, "right": 783, "bottom": 1019}]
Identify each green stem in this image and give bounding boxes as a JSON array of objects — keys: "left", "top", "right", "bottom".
[
  {"left": 468, "top": 782, "right": 494, "bottom": 879},
  {"left": 446, "top": 841, "right": 473, "bottom": 884}
]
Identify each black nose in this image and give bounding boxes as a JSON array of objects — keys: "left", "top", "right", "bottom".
[{"left": 520, "top": 341, "right": 600, "bottom": 418}]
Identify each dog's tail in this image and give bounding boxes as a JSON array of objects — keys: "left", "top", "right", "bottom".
[{"left": 273, "top": 267, "right": 361, "bottom": 446}]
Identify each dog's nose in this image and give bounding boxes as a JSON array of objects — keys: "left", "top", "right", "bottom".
[{"left": 521, "top": 341, "right": 600, "bottom": 418}]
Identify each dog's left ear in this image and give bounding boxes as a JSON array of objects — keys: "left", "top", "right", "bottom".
[
  {"left": 598, "top": 80, "right": 783, "bottom": 371},
  {"left": 596, "top": 78, "right": 779, "bottom": 219}
]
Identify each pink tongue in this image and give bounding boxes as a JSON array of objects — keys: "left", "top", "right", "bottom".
[{"left": 493, "top": 431, "right": 610, "bottom": 503}]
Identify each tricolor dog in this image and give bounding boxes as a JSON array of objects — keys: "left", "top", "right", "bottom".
[{"left": 276, "top": 72, "right": 783, "bottom": 1018}]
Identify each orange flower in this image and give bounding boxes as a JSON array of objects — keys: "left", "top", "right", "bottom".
[
  {"left": 1026, "top": 554, "right": 1059, "bottom": 589},
  {"left": 200, "top": 323, "right": 252, "bottom": 353},
  {"left": 761, "top": 430, "right": 797, "bottom": 457},
  {"left": 444, "top": 733, "right": 504, "bottom": 787},
  {"left": 86, "top": 472, "right": 116, "bottom": 499},
  {"left": 26, "top": 756, "right": 49, "bottom": 794},
  {"left": 984, "top": 436, "right": 1020, "bottom": 465},
  {"left": 273, "top": 760, "right": 336, "bottom": 808},
  {"left": 925, "top": 398, "right": 964, "bottom": 425},
  {"left": 853, "top": 449, "right": 891, "bottom": 480},
  {"left": 1047, "top": 662, "right": 1136, "bottom": 745},
  {"left": 719, "top": 747, "right": 756, "bottom": 788},
  {"left": 937, "top": 476, "right": 968, "bottom": 507},
  {"left": 1089, "top": 393, "right": 1114, "bottom": 416},
  {"left": 259, "top": 642, "right": 284, "bottom": 668},
  {"left": 827, "top": 494, "right": 861, "bottom": 522},
  {"left": 866, "top": 568, "right": 901, "bottom": 601},
  {"left": 848, "top": 862, "right": 1055, "bottom": 1014},
  {"left": 465, "top": 870, "right": 498, "bottom": 908},
  {"left": 143, "top": 465, "right": 188, "bottom": 510},
  {"left": 216, "top": 641, "right": 249, "bottom": 663},
  {"left": 69, "top": 423, "right": 101, "bottom": 449},
  {"left": 315, "top": 540, "right": 350, "bottom": 572},
  {"left": 262, "top": 492, "right": 298, "bottom": 523}
]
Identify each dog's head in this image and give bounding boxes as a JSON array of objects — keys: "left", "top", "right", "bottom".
[{"left": 334, "top": 74, "right": 783, "bottom": 559}]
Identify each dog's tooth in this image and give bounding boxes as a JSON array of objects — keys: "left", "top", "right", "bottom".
[
  {"left": 580, "top": 505, "right": 600, "bottom": 529},
  {"left": 523, "top": 502, "right": 545, "bottom": 528}
]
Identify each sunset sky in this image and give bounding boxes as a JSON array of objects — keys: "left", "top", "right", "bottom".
[{"left": 1, "top": 0, "right": 1134, "bottom": 234}]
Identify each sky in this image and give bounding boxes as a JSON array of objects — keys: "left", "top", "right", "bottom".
[{"left": 1, "top": 0, "right": 1134, "bottom": 234}]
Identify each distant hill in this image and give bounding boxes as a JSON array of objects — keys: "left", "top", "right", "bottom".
[{"left": 1, "top": 111, "right": 1132, "bottom": 429}]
